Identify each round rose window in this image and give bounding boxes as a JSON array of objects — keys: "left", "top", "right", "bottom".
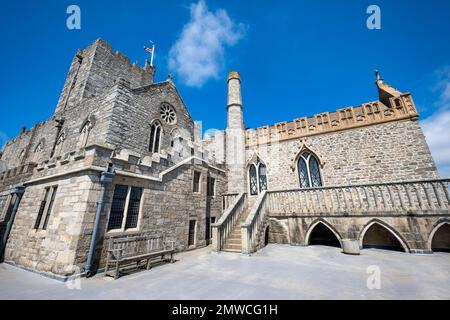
[{"left": 160, "top": 103, "right": 177, "bottom": 124}]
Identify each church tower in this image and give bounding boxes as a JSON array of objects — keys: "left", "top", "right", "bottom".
[{"left": 225, "top": 71, "right": 246, "bottom": 193}]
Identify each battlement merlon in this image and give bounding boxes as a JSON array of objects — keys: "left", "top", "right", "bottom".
[{"left": 245, "top": 93, "right": 418, "bottom": 148}]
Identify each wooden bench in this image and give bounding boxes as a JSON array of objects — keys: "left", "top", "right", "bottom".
[{"left": 104, "top": 233, "right": 175, "bottom": 279}]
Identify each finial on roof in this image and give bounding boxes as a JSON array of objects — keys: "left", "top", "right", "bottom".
[{"left": 375, "top": 69, "right": 384, "bottom": 87}]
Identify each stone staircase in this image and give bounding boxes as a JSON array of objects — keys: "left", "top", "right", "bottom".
[
  {"left": 222, "top": 198, "right": 256, "bottom": 253},
  {"left": 221, "top": 208, "right": 249, "bottom": 252}
]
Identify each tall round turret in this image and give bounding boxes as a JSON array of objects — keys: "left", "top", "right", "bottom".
[{"left": 226, "top": 71, "right": 246, "bottom": 193}]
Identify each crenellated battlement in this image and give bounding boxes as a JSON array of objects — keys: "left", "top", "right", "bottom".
[
  {"left": 92, "top": 39, "right": 151, "bottom": 78},
  {"left": 246, "top": 93, "right": 418, "bottom": 147}
]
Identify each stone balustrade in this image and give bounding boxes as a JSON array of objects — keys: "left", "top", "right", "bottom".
[
  {"left": 241, "top": 191, "right": 268, "bottom": 254},
  {"left": 222, "top": 193, "right": 239, "bottom": 211},
  {"left": 212, "top": 193, "right": 247, "bottom": 251},
  {"left": 267, "top": 178, "right": 450, "bottom": 216}
]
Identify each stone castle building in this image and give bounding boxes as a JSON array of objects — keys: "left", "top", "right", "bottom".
[{"left": 0, "top": 39, "right": 449, "bottom": 280}]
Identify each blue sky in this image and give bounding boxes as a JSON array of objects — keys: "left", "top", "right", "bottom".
[{"left": 0, "top": 0, "right": 449, "bottom": 174}]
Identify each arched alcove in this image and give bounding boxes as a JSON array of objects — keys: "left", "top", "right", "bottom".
[
  {"left": 360, "top": 221, "right": 408, "bottom": 252},
  {"left": 264, "top": 226, "right": 270, "bottom": 247},
  {"left": 430, "top": 223, "right": 450, "bottom": 253},
  {"left": 306, "top": 221, "right": 341, "bottom": 248}
]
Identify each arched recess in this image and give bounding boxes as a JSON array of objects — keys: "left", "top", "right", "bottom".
[
  {"left": 428, "top": 221, "right": 450, "bottom": 252},
  {"left": 264, "top": 225, "right": 270, "bottom": 247},
  {"left": 53, "top": 131, "right": 66, "bottom": 158},
  {"left": 359, "top": 220, "right": 409, "bottom": 252},
  {"left": 305, "top": 220, "right": 342, "bottom": 248}
]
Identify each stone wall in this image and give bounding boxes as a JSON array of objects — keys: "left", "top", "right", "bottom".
[
  {"left": 0, "top": 38, "right": 159, "bottom": 172},
  {"left": 82, "top": 161, "right": 226, "bottom": 271},
  {"left": 4, "top": 170, "right": 99, "bottom": 275},
  {"left": 105, "top": 80, "right": 194, "bottom": 155},
  {"left": 245, "top": 118, "right": 438, "bottom": 192},
  {"left": 3, "top": 146, "right": 226, "bottom": 276}
]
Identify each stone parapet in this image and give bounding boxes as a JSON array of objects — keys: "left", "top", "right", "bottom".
[{"left": 246, "top": 93, "right": 418, "bottom": 147}]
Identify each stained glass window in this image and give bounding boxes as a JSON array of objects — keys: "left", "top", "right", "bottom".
[{"left": 297, "top": 151, "right": 323, "bottom": 188}]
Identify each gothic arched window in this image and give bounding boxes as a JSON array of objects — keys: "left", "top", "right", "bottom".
[
  {"left": 53, "top": 133, "right": 65, "bottom": 158},
  {"left": 79, "top": 121, "right": 92, "bottom": 148},
  {"left": 249, "top": 159, "right": 267, "bottom": 196},
  {"left": 297, "top": 151, "right": 322, "bottom": 188},
  {"left": 149, "top": 121, "right": 162, "bottom": 153},
  {"left": 34, "top": 141, "right": 44, "bottom": 153}
]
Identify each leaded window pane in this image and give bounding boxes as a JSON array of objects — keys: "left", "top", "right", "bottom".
[
  {"left": 107, "top": 185, "right": 128, "bottom": 230},
  {"left": 249, "top": 165, "right": 258, "bottom": 195},
  {"left": 309, "top": 156, "right": 322, "bottom": 187},
  {"left": 298, "top": 158, "right": 310, "bottom": 188},
  {"left": 258, "top": 164, "right": 267, "bottom": 191},
  {"left": 125, "top": 187, "right": 142, "bottom": 229}
]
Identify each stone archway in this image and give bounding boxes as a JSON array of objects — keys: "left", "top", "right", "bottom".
[
  {"left": 305, "top": 221, "right": 341, "bottom": 248},
  {"left": 264, "top": 226, "right": 270, "bottom": 247},
  {"left": 429, "top": 222, "right": 450, "bottom": 253},
  {"left": 360, "top": 221, "right": 408, "bottom": 252}
]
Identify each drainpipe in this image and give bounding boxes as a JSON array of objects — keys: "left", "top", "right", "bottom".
[
  {"left": 0, "top": 186, "right": 25, "bottom": 261},
  {"left": 84, "top": 167, "right": 114, "bottom": 277}
]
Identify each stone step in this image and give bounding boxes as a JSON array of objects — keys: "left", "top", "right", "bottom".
[
  {"left": 225, "top": 239, "right": 242, "bottom": 245},
  {"left": 227, "top": 235, "right": 241, "bottom": 241},
  {"left": 221, "top": 248, "right": 241, "bottom": 253},
  {"left": 223, "top": 243, "right": 242, "bottom": 250}
]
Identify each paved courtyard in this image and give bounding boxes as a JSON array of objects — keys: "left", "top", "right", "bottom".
[{"left": 0, "top": 244, "right": 449, "bottom": 300}]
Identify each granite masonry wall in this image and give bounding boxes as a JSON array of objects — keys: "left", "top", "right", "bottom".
[{"left": 245, "top": 118, "right": 438, "bottom": 193}]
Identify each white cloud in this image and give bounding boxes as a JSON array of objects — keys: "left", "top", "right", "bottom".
[
  {"left": 169, "top": 0, "right": 245, "bottom": 87},
  {"left": 421, "top": 66, "right": 450, "bottom": 177}
]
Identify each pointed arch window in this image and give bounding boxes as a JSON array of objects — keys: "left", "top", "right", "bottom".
[
  {"left": 34, "top": 142, "right": 43, "bottom": 153},
  {"left": 298, "top": 151, "right": 322, "bottom": 188},
  {"left": 249, "top": 159, "right": 267, "bottom": 196},
  {"left": 149, "top": 121, "right": 162, "bottom": 153},
  {"left": 53, "top": 133, "right": 65, "bottom": 158}
]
